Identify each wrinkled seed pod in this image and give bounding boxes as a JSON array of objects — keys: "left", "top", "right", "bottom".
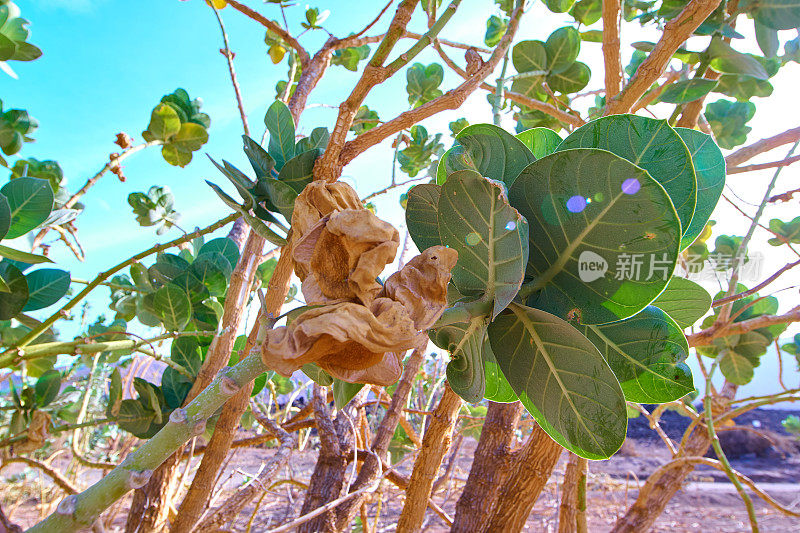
[
  {"left": 169, "top": 408, "right": 188, "bottom": 424},
  {"left": 127, "top": 469, "right": 154, "bottom": 489},
  {"left": 57, "top": 494, "right": 78, "bottom": 515}
]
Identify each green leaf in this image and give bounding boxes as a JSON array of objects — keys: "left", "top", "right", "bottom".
[
  {"left": 0, "top": 177, "right": 54, "bottom": 239},
  {"left": 515, "top": 128, "right": 562, "bottom": 159},
  {"left": 484, "top": 15, "right": 507, "bottom": 47},
  {"left": 557, "top": 115, "right": 697, "bottom": 236},
  {"left": 188, "top": 254, "right": 229, "bottom": 297},
  {"left": 659, "top": 79, "right": 718, "bottom": 104},
  {"left": 153, "top": 284, "right": 191, "bottom": 330},
  {"left": 708, "top": 40, "right": 769, "bottom": 80},
  {"left": 438, "top": 170, "right": 528, "bottom": 319},
  {"left": 0, "top": 193, "right": 10, "bottom": 240},
  {"left": 171, "top": 337, "right": 203, "bottom": 377},
  {"left": 570, "top": 0, "right": 602, "bottom": 25},
  {"left": 651, "top": 276, "right": 711, "bottom": 329},
  {"left": 546, "top": 61, "right": 590, "bottom": 94},
  {"left": 0, "top": 262, "right": 27, "bottom": 319},
  {"left": 278, "top": 148, "right": 319, "bottom": 194},
  {"left": 674, "top": 128, "right": 725, "bottom": 249},
  {"left": 0, "top": 245, "right": 52, "bottom": 264},
  {"left": 405, "top": 183, "right": 442, "bottom": 251},
  {"left": 719, "top": 350, "right": 754, "bottom": 385},
  {"left": 483, "top": 338, "right": 517, "bottom": 402},
  {"left": 302, "top": 363, "right": 334, "bottom": 386},
  {"left": 295, "top": 127, "right": 330, "bottom": 154},
  {"left": 752, "top": 0, "right": 800, "bottom": 30},
  {"left": 34, "top": 369, "right": 60, "bottom": 407},
  {"left": 511, "top": 148, "right": 681, "bottom": 325},
  {"left": 161, "top": 144, "right": 192, "bottom": 167},
  {"left": 580, "top": 306, "right": 693, "bottom": 403},
  {"left": 705, "top": 99, "right": 755, "bottom": 149},
  {"left": 488, "top": 303, "right": 626, "bottom": 459},
  {"left": 107, "top": 368, "right": 123, "bottom": 417},
  {"left": 437, "top": 124, "right": 536, "bottom": 186},
  {"left": 406, "top": 62, "right": 444, "bottom": 107},
  {"left": 117, "top": 399, "right": 155, "bottom": 438},
  {"left": 350, "top": 106, "right": 379, "bottom": 135},
  {"left": 198, "top": 237, "right": 240, "bottom": 270},
  {"left": 172, "top": 122, "right": 208, "bottom": 152},
  {"left": 545, "top": 0, "right": 576, "bottom": 13},
  {"left": 545, "top": 27, "right": 580, "bottom": 74},
  {"left": 754, "top": 21, "right": 780, "bottom": 57},
  {"left": 147, "top": 103, "right": 181, "bottom": 141},
  {"left": 333, "top": 379, "right": 364, "bottom": 409},
  {"left": 264, "top": 100, "right": 296, "bottom": 169},
  {"left": 22, "top": 268, "right": 70, "bottom": 311},
  {"left": 261, "top": 178, "right": 297, "bottom": 220},
  {"left": 242, "top": 135, "right": 275, "bottom": 179},
  {"left": 431, "top": 318, "right": 487, "bottom": 403},
  {"left": 161, "top": 368, "right": 192, "bottom": 409}
]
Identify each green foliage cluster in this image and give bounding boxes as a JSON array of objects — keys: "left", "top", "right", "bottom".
[
  {"left": 406, "top": 115, "right": 731, "bottom": 459},
  {"left": 142, "top": 88, "right": 211, "bottom": 167},
  {"left": 0, "top": 2, "right": 42, "bottom": 67}
]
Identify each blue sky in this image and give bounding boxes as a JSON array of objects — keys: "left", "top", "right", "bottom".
[{"left": 4, "top": 0, "right": 800, "bottom": 402}]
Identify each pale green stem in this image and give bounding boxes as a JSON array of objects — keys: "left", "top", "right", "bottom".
[
  {"left": 493, "top": 52, "right": 509, "bottom": 127},
  {"left": 28, "top": 352, "right": 268, "bottom": 532},
  {"left": 704, "top": 358, "right": 759, "bottom": 532}
]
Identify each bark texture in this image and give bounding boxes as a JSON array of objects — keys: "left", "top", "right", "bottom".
[
  {"left": 451, "top": 401, "right": 522, "bottom": 532},
  {"left": 396, "top": 384, "right": 462, "bottom": 532},
  {"left": 557, "top": 453, "right": 582, "bottom": 533}
]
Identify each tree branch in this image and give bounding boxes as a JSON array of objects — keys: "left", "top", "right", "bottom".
[
  {"left": 602, "top": 0, "right": 622, "bottom": 99},
  {"left": 604, "top": 0, "right": 723, "bottom": 115},
  {"left": 226, "top": 0, "right": 310, "bottom": 67},
  {"left": 725, "top": 125, "right": 800, "bottom": 167},
  {"left": 687, "top": 305, "right": 800, "bottom": 346},
  {"left": 727, "top": 154, "right": 800, "bottom": 174}
]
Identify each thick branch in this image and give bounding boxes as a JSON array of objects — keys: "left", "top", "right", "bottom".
[
  {"left": 604, "top": 0, "right": 723, "bottom": 115},
  {"left": 602, "top": 0, "right": 622, "bottom": 99},
  {"left": 688, "top": 306, "right": 800, "bottom": 346},
  {"left": 727, "top": 154, "right": 800, "bottom": 174}
]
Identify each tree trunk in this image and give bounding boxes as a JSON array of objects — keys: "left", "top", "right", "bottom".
[
  {"left": 450, "top": 401, "right": 522, "bottom": 533},
  {"left": 485, "top": 425, "right": 563, "bottom": 532},
  {"left": 557, "top": 453, "right": 584, "bottom": 533},
  {"left": 396, "top": 384, "right": 462, "bottom": 532}
]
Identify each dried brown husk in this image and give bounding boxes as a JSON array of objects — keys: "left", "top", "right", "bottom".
[
  {"left": 261, "top": 245, "right": 457, "bottom": 386},
  {"left": 294, "top": 209, "right": 399, "bottom": 306},
  {"left": 14, "top": 410, "right": 51, "bottom": 454},
  {"left": 291, "top": 181, "right": 363, "bottom": 244}
]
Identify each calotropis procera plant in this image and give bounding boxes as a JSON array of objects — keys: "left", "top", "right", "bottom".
[
  {"left": 7, "top": 0, "right": 800, "bottom": 531},
  {"left": 409, "top": 116, "right": 719, "bottom": 458}
]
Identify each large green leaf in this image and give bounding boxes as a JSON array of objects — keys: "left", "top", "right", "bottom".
[
  {"left": 431, "top": 318, "right": 487, "bottom": 403},
  {"left": 172, "top": 122, "right": 208, "bottom": 152},
  {"left": 264, "top": 100, "right": 296, "bottom": 169},
  {"left": 708, "top": 40, "right": 769, "bottom": 80},
  {"left": 34, "top": 369, "right": 61, "bottom": 407},
  {"left": 557, "top": 115, "right": 697, "bottom": 235},
  {"left": 187, "top": 254, "right": 229, "bottom": 297},
  {"left": 488, "top": 303, "right": 626, "bottom": 459},
  {"left": 752, "top": 0, "right": 800, "bottom": 30},
  {"left": 659, "top": 79, "right": 719, "bottom": 104},
  {"left": 242, "top": 135, "right": 275, "bottom": 179},
  {"left": 117, "top": 399, "right": 156, "bottom": 438},
  {"left": 171, "top": 336, "right": 203, "bottom": 377},
  {"left": 333, "top": 380, "right": 364, "bottom": 409},
  {"left": 437, "top": 124, "right": 536, "bottom": 186},
  {"left": 0, "top": 262, "right": 27, "bottom": 319},
  {"left": 515, "top": 128, "right": 562, "bottom": 158},
  {"left": 0, "top": 177, "right": 54, "bottom": 239},
  {"left": 545, "top": 26, "right": 581, "bottom": 74},
  {"left": 152, "top": 284, "right": 191, "bottom": 330},
  {"left": 438, "top": 170, "right": 528, "bottom": 319},
  {"left": 511, "top": 149, "right": 681, "bottom": 325},
  {"left": 674, "top": 128, "right": 725, "bottom": 250},
  {"left": 0, "top": 245, "right": 52, "bottom": 264},
  {"left": 483, "top": 338, "right": 517, "bottom": 402},
  {"left": 512, "top": 40, "right": 548, "bottom": 74},
  {"left": 546, "top": 61, "right": 590, "bottom": 94},
  {"left": 147, "top": 103, "right": 181, "bottom": 141},
  {"left": 278, "top": 148, "right": 320, "bottom": 194},
  {"left": 261, "top": 178, "right": 297, "bottom": 220},
  {"left": 0, "top": 193, "right": 10, "bottom": 240},
  {"left": 198, "top": 237, "right": 240, "bottom": 270},
  {"left": 405, "top": 183, "right": 441, "bottom": 251},
  {"left": 719, "top": 350, "right": 754, "bottom": 385},
  {"left": 580, "top": 306, "right": 693, "bottom": 403},
  {"left": 651, "top": 276, "right": 711, "bottom": 329},
  {"left": 22, "top": 268, "right": 70, "bottom": 311}
]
